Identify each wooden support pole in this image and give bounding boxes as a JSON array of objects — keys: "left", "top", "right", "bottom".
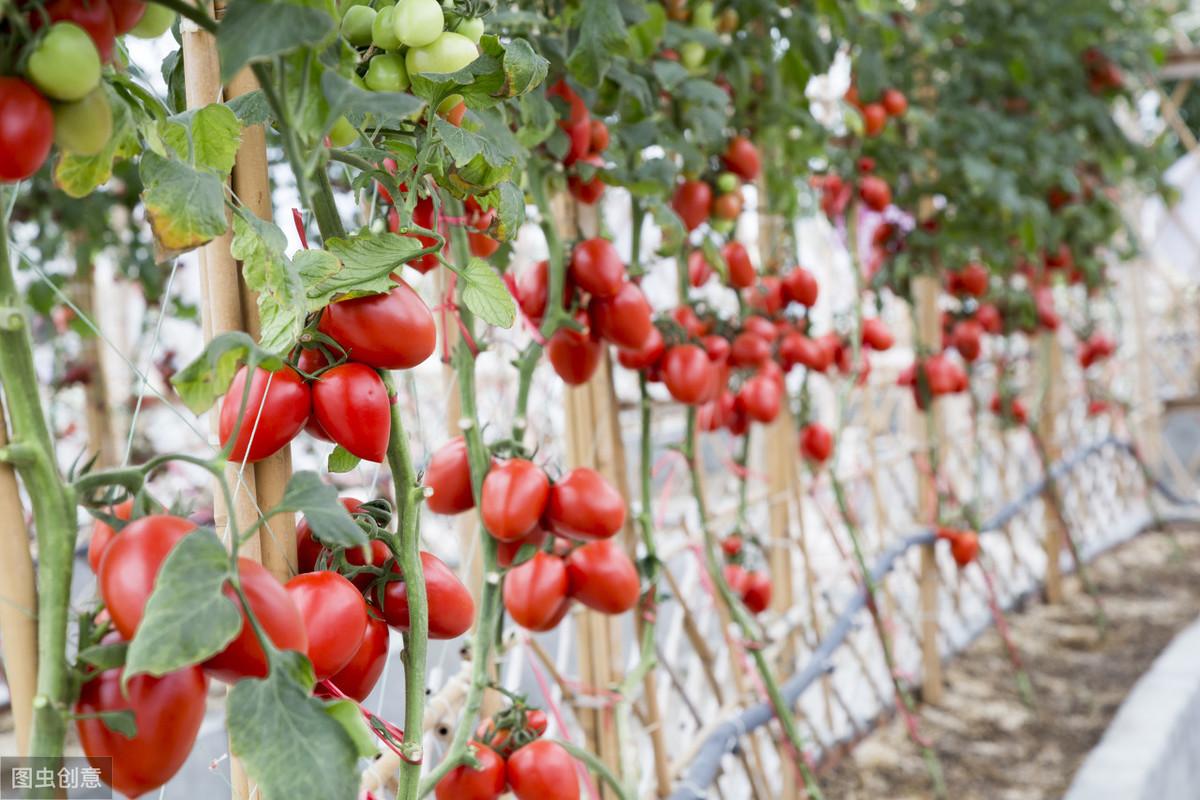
[
  {"left": 912, "top": 275, "right": 943, "bottom": 703},
  {"left": 0, "top": 396, "right": 38, "bottom": 754},
  {"left": 1128, "top": 253, "right": 1163, "bottom": 466},
  {"left": 1038, "top": 330, "right": 1065, "bottom": 604}
]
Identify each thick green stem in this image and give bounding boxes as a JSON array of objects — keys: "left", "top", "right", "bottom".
[
  {"left": 0, "top": 193, "right": 77, "bottom": 760},
  {"left": 382, "top": 373, "right": 428, "bottom": 800},
  {"left": 681, "top": 408, "right": 824, "bottom": 800},
  {"left": 528, "top": 161, "right": 571, "bottom": 339}
]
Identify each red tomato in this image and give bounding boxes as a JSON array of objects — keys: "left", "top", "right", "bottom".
[
  {"left": 1035, "top": 287, "right": 1060, "bottom": 331},
  {"left": 975, "top": 302, "right": 1003, "bottom": 334},
  {"left": 723, "top": 563, "right": 748, "bottom": 595},
  {"left": 745, "top": 277, "right": 784, "bottom": 315},
  {"left": 950, "top": 531, "right": 980, "bottom": 567},
  {"left": 507, "top": 740, "right": 581, "bottom": 800},
  {"left": 741, "top": 571, "right": 772, "bottom": 614},
  {"left": 697, "top": 391, "right": 736, "bottom": 432},
  {"left": 38, "top": 0, "right": 116, "bottom": 62},
  {"left": 469, "top": 232, "right": 500, "bottom": 258},
  {"left": 721, "top": 535, "right": 743, "bottom": 557},
  {"left": 688, "top": 250, "right": 713, "bottom": 286},
  {"left": 672, "top": 179, "right": 713, "bottom": 231},
  {"left": 782, "top": 267, "right": 819, "bottom": 307},
  {"left": 588, "top": 281, "right": 653, "bottom": 349},
  {"left": 859, "top": 175, "right": 891, "bottom": 211},
  {"left": 311, "top": 363, "right": 390, "bottom": 462},
  {"left": 219, "top": 365, "right": 310, "bottom": 464},
  {"left": 543, "top": 467, "right": 626, "bottom": 541},
  {"left": 713, "top": 192, "right": 744, "bottom": 220},
  {"left": 744, "top": 316, "right": 778, "bottom": 343},
  {"left": 98, "top": 515, "right": 195, "bottom": 639},
  {"left": 737, "top": 372, "right": 782, "bottom": 423},
  {"left": 203, "top": 558, "right": 308, "bottom": 682},
  {"left": 424, "top": 436, "right": 479, "bottom": 515},
  {"left": 296, "top": 498, "right": 390, "bottom": 583},
  {"left": 616, "top": 326, "right": 665, "bottom": 371},
  {"left": 861, "top": 318, "right": 894, "bottom": 351},
  {"left": 435, "top": 742, "right": 506, "bottom": 800},
  {"left": 87, "top": 498, "right": 133, "bottom": 574},
  {"left": 722, "top": 241, "right": 756, "bottom": 289},
  {"left": 662, "top": 345, "right": 715, "bottom": 405},
  {"left": 800, "top": 422, "right": 833, "bottom": 464},
  {"left": 779, "top": 332, "right": 825, "bottom": 372},
  {"left": 567, "top": 154, "right": 606, "bottom": 205},
  {"left": 565, "top": 540, "right": 639, "bottom": 614},
  {"left": 286, "top": 571, "right": 369, "bottom": 679},
  {"left": 862, "top": 102, "right": 887, "bottom": 136},
  {"left": 990, "top": 394, "right": 1028, "bottom": 425},
  {"left": 951, "top": 319, "right": 983, "bottom": 362},
  {"left": 0, "top": 79, "right": 54, "bottom": 181},
  {"left": 569, "top": 238, "right": 625, "bottom": 299},
  {"left": 380, "top": 551, "right": 475, "bottom": 639},
  {"left": 547, "top": 79, "right": 590, "bottom": 165},
  {"left": 481, "top": 459, "right": 550, "bottom": 542},
  {"left": 722, "top": 135, "right": 761, "bottom": 181},
  {"left": 107, "top": 0, "right": 146, "bottom": 33},
  {"left": 76, "top": 663, "right": 207, "bottom": 799},
  {"left": 516, "top": 259, "right": 571, "bottom": 323},
  {"left": 546, "top": 321, "right": 603, "bottom": 386},
  {"left": 496, "top": 526, "right": 549, "bottom": 568},
  {"left": 317, "top": 281, "right": 436, "bottom": 370},
  {"left": 882, "top": 88, "right": 908, "bottom": 116},
  {"left": 327, "top": 614, "right": 390, "bottom": 701},
  {"left": 729, "top": 332, "right": 770, "bottom": 368},
  {"left": 955, "top": 262, "right": 989, "bottom": 297},
  {"left": 503, "top": 551, "right": 571, "bottom": 632},
  {"left": 672, "top": 306, "right": 708, "bottom": 338}
]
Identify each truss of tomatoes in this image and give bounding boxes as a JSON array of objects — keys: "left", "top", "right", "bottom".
[
  {"left": 218, "top": 275, "right": 438, "bottom": 465},
  {"left": 423, "top": 442, "right": 640, "bottom": 631},
  {"left": 436, "top": 712, "right": 582, "bottom": 800},
  {"left": 718, "top": 535, "right": 774, "bottom": 615}
]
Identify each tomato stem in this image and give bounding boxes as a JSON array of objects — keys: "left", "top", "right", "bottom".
[
  {"left": 0, "top": 191, "right": 81, "bottom": 760},
  {"left": 382, "top": 371, "right": 429, "bottom": 800},
  {"left": 552, "top": 737, "right": 633, "bottom": 800},
  {"left": 680, "top": 406, "right": 825, "bottom": 800}
]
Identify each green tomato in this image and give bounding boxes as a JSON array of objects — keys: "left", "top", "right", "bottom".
[
  {"left": 711, "top": 217, "right": 735, "bottom": 236},
  {"left": 341, "top": 5, "right": 376, "bottom": 46},
  {"left": 455, "top": 16, "right": 484, "bottom": 43},
  {"left": 393, "top": 0, "right": 444, "bottom": 48},
  {"left": 680, "top": 40, "right": 706, "bottom": 71},
  {"left": 53, "top": 87, "right": 112, "bottom": 156},
  {"left": 716, "top": 172, "right": 740, "bottom": 193},
  {"left": 329, "top": 116, "right": 357, "bottom": 147},
  {"left": 693, "top": 1, "right": 716, "bottom": 32},
  {"left": 365, "top": 53, "right": 409, "bottom": 92},
  {"left": 372, "top": 6, "right": 401, "bottom": 50},
  {"left": 405, "top": 31, "right": 478, "bottom": 76},
  {"left": 351, "top": 71, "right": 368, "bottom": 90},
  {"left": 27, "top": 23, "right": 101, "bottom": 101},
  {"left": 129, "top": 3, "right": 175, "bottom": 38}
]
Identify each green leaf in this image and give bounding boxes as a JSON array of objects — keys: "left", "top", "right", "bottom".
[
  {"left": 320, "top": 71, "right": 425, "bottom": 128},
  {"left": 327, "top": 446, "right": 361, "bottom": 474},
  {"left": 228, "top": 90, "right": 271, "bottom": 126},
  {"left": 487, "top": 35, "right": 549, "bottom": 98},
  {"left": 190, "top": 104, "right": 243, "bottom": 174},
  {"left": 567, "top": 1, "right": 627, "bottom": 87},
  {"left": 228, "top": 650, "right": 366, "bottom": 800},
  {"left": 140, "top": 150, "right": 229, "bottom": 258},
  {"left": 321, "top": 232, "right": 426, "bottom": 303},
  {"left": 231, "top": 212, "right": 308, "bottom": 354},
  {"left": 123, "top": 529, "right": 240, "bottom": 683},
  {"left": 171, "top": 331, "right": 284, "bottom": 413},
  {"left": 491, "top": 181, "right": 526, "bottom": 241},
  {"left": 457, "top": 257, "right": 515, "bottom": 328},
  {"left": 87, "top": 709, "right": 138, "bottom": 738},
  {"left": 293, "top": 249, "right": 348, "bottom": 309},
  {"left": 323, "top": 699, "right": 378, "bottom": 758},
  {"left": 77, "top": 641, "right": 128, "bottom": 671},
  {"left": 217, "top": 0, "right": 336, "bottom": 83},
  {"left": 278, "top": 472, "right": 367, "bottom": 548}
]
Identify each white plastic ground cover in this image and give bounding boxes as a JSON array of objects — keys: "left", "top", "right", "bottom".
[{"left": 1064, "top": 613, "right": 1200, "bottom": 800}]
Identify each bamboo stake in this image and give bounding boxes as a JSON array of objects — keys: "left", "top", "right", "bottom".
[
  {"left": 911, "top": 275, "right": 943, "bottom": 703},
  {"left": 0, "top": 395, "right": 38, "bottom": 754},
  {"left": 1037, "top": 331, "right": 1065, "bottom": 603}
]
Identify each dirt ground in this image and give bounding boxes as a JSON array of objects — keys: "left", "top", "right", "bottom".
[{"left": 821, "top": 529, "right": 1200, "bottom": 800}]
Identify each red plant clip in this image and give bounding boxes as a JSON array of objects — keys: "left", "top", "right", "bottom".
[
  {"left": 292, "top": 209, "right": 309, "bottom": 250},
  {"left": 432, "top": 273, "right": 480, "bottom": 361},
  {"left": 318, "top": 680, "right": 418, "bottom": 764}
]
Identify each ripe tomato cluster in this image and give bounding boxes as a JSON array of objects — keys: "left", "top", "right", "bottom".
[
  {"left": 436, "top": 732, "right": 581, "bottom": 800},
  {"left": 719, "top": 536, "right": 773, "bottom": 615},
  {"left": 845, "top": 84, "right": 909, "bottom": 137},
  {"left": 547, "top": 79, "right": 612, "bottom": 205},
  {"left": 0, "top": 0, "right": 175, "bottom": 182},
  {"left": 670, "top": 134, "right": 760, "bottom": 236},
  {"left": 218, "top": 277, "right": 436, "bottom": 464}
]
